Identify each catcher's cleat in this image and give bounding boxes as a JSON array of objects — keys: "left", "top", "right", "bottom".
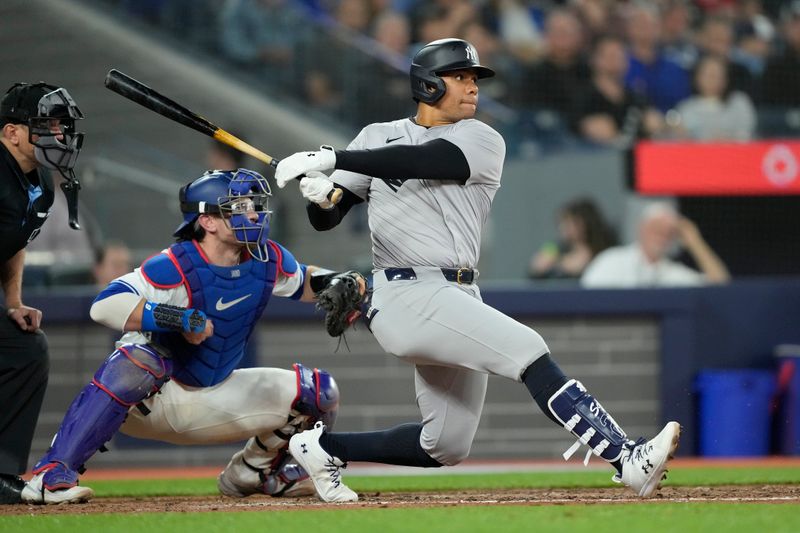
[
  {"left": 288, "top": 421, "right": 358, "bottom": 502},
  {"left": 615, "top": 422, "right": 681, "bottom": 497},
  {"left": 217, "top": 451, "right": 315, "bottom": 498},
  {"left": 21, "top": 463, "right": 93, "bottom": 504}
]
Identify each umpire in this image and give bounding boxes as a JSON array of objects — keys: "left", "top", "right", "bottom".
[{"left": 0, "top": 82, "right": 84, "bottom": 504}]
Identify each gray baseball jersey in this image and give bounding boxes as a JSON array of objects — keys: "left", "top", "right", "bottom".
[
  {"left": 330, "top": 118, "right": 549, "bottom": 466},
  {"left": 331, "top": 118, "right": 503, "bottom": 269}
]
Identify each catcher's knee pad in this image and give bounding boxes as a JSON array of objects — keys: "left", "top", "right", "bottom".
[
  {"left": 291, "top": 363, "right": 339, "bottom": 428},
  {"left": 548, "top": 379, "right": 628, "bottom": 464},
  {"left": 94, "top": 344, "right": 172, "bottom": 405}
]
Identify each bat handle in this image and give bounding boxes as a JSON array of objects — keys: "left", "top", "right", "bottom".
[{"left": 270, "top": 158, "right": 342, "bottom": 205}]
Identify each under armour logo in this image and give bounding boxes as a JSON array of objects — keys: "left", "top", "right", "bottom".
[
  {"left": 465, "top": 46, "right": 478, "bottom": 62},
  {"left": 301, "top": 443, "right": 308, "bottom": 454},
  {"left": 642, "top": 459, "right": 653, "bottom": 474}
]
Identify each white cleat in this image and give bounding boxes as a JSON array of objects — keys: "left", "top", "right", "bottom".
[
  {"left": 617, "top": 421, "right": 681, "bottom": 498},
  {"left": 21, "top": 470, "right": 94, "bottom": 505},
  {"left": 288, "top": 421, "right": 358, "bottom": 503}
]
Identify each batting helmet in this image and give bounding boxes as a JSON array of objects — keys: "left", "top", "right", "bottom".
[
  {"left": 174, "top": 168, "right": 272, "bottom": 261},
  {"left": 410, "top": 38, "right": 495, "bottom": 104}
]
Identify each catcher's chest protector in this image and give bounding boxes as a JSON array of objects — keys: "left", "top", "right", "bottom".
[{"left": 148, "top": 240, "right": 276, "bottom": 386}]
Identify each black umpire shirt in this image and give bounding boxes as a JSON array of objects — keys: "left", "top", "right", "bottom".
[{"left": 0, "top": 142, "right": 54, "bottom": 265}]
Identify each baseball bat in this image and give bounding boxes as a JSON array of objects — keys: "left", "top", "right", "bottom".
[{"left": 103, "top": 69, "right": 342, "bottom": 204}]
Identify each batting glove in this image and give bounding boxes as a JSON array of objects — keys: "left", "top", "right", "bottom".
[
  {"left": 275, "top": 145, "right": 336, "bottom": 188},
  {"left": 300, "top": 171, "right": 335, "bottom": 206}
]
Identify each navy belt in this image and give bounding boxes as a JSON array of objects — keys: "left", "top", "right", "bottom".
[{"left": 384, "top": 267, "right": 475, "bottom": 285}]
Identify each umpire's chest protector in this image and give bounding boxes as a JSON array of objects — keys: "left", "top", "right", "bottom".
[{"left": 148, "top": 240, "right": 277, "bottom": 387}]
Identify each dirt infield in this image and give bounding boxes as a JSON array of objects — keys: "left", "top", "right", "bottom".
[{"left": 2, "top": 484, "right": 799, "bottom": 515}]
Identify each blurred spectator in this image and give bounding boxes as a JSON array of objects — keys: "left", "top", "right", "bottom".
[
  {"left": 660, "top": 0, "right": 699, "bottom": 69},
  {"left": 207, "top": 135, "right": 245, "bottom": 171},
  {"left": 696, "top": 15, "right": 758, "bottom": 97},
  {"left": 624, "top": 3, "right": 691, "bottom": 113},
  {"left": 674, "top": 54, "right": 756, "bottom": 140},
  {"left": 492, "top": 0, "right": 545, "bottom": 64},
  {"left": 207, "top": 136, "right": 245, "bottom": 171},
  {"left": 411, "top": 0, "right": 479, "bottom": 49},
  {"left": 514, "top": 9, "right": 590, "bottom": 116},
  {"left": 733, "top": 20, "right": 773, "bottom": 76},
  {"left": 581, "top": 202, "right": 730, "bottom": 288},
  {"left": 219, "top": 0, "right": 305, "bottom": 89},
  {"left": 92, "top": 241, "right": 133, "bottom": 289},
  {"left": 528, "top": 197, "right": 617, "bottom": 279},
  {"left": 760, "top": 1, "right": 800, "bottom": 105},
  {"left": 572, "top": 0, "right": 622, "bottom": 42},
  {"left": 355, "top": 11, "right": 416, "bottom": 123},
  {"left": 302, "top": 0, "right": 372, "bottom": 112},
  {"left": 574, "top": 35, "right": 664, "bottom": 147}
]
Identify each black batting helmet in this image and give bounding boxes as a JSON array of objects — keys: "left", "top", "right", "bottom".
[{"left": 410, "top": 38, "right": 495, "bottom": 104}]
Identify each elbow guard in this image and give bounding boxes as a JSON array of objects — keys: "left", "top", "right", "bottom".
[{"left": 140, "top": 301, "right": 207, "bottom": 333}]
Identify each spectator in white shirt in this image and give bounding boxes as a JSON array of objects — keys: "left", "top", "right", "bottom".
[{"left": 581, "top": 202, "right": 730, "bottom": 288}]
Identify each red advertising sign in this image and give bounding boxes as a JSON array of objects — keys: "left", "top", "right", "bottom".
[{"left": 635, "top": 141, "right": 800, "bottom": 196}]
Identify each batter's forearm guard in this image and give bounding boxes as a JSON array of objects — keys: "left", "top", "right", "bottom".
[{"left": 141, "top": 301, "right": 207, "bottom": 333}]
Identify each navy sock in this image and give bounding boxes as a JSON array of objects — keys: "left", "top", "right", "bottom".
[
  {"left": 318, "top": 423, "right": 442, "bottom": 468},
  {"left": 522, "top": 353, "right": 569, "bottom": 425}
]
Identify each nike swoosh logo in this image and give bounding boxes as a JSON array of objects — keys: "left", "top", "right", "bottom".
[
  {"left": 385, "top": 136, "right": 403, "bottom": 143},
  {"left": 215, "top": 294, "right": 252, "bottom": 311}
]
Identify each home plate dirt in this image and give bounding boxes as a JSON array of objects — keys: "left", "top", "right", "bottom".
[{"left": 3, "top": 485, "right": 799, "bottom": 515}]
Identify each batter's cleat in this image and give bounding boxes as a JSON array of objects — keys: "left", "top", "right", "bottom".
[
  {"left": 288, "top": 421, "right": 358, "bottom": 503},
  {"left": 217, "top": 451, "right": 315, "bottom": 498},
  {"left": 616, "top": 421, "right": 681, "bottom": 498},
  {"left": 21, "top": 463, "right": 94, "bottom": 504}
]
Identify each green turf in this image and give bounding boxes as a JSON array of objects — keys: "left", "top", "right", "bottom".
[
  {"left": 2, "top": 503, "right": 798, "bottom": 533},
  {"left": 77, "top": 466, "right": 800, "bottom": 497}
]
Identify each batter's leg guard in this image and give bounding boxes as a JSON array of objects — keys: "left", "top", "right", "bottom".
[
  {"left": 218, "top": 363, "right": 338, "bottom": 498},
  {"left": 548, "top": 379, "right": 629, "bottom": 465},
  {"left": 22, "top": 344, "right": 171, "bottom": 504}
]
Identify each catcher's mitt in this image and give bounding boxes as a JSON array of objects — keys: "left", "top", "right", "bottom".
[{"left": 316, "top": 271, "right": 367, "bottom": 337}]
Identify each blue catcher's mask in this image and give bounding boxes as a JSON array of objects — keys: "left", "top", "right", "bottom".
[{"left": 175, "top": 169, "right": 272, "bottom": 262}]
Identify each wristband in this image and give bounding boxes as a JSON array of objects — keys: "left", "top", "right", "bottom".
[{"left": 141, "top": 301, "right": 206, "bottom": 333}]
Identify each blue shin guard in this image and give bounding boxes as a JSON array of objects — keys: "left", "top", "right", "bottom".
[
  {"left": 547, "top": 379, "right": 629, "bottom": 465},
  {"left": 33, "top": 344, "right": 171, "bottom": 479}
]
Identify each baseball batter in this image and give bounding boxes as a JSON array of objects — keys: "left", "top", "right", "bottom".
[
  {"left": 274, "top": 39, "right": 680, "bottom": 503},
  {"left": 22, "top": 169, "right": 362, "bottom": 504}
]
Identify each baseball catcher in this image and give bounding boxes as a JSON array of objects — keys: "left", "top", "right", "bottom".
[{"left": 21, "top": 169, "right": 361, "bottom": 504}]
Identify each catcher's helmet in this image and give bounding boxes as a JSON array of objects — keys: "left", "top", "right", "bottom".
[
  {"left": 1, "top": 82, "right": 85, "bottom": 172},
  {"left": 410, "top": 38, "right": 495, "bottom": 104},
  {"left": 174, "top": 168, "right": 272, "bottom": 261}
]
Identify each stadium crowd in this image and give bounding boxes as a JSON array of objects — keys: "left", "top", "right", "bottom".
[{"left": 102, "top": 0, "right": 800, "bottom": 144}]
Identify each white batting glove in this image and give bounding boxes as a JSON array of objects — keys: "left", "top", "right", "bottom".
[
  {"left": 275, "top": 145, "right": 336, "bottom": 188},
  {"left": 300, "top": 171, "right": 335, "bottom": 206}
]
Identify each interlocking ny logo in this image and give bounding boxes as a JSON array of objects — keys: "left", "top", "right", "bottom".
[{"left": 465, "top": 46, "right": 477, "bottom": 62}]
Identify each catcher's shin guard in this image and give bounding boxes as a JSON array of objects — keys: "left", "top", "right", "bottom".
[
  {"left": 33, "top": 344, "right": 171, "bottom": 476},
  {"left": 291, "top": 363, "right": 339, "bottom": 428},
  {"left": 548, "top": 379, "right": 628, "bottom": 465}
]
